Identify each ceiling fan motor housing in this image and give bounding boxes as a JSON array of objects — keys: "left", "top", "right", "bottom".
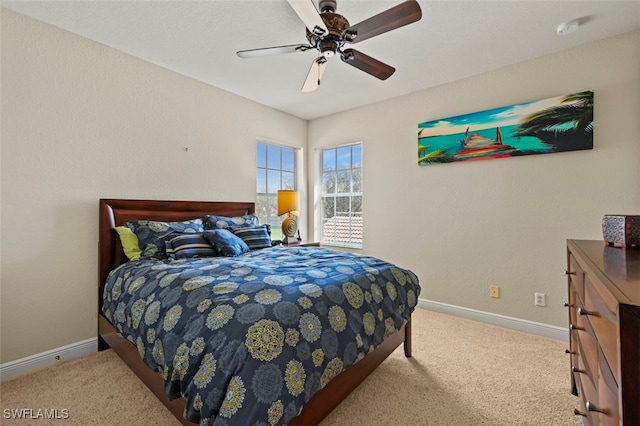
[{"left": 306, "top": 12, "right": 350, "bottom": 57}]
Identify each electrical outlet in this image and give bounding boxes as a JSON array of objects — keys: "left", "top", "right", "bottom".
[
  {"left": 490, "top": 285, "right": 500, "bottom": 298},
  {"left": 535, "top": 293, "right": 546, "bottom": 306}
]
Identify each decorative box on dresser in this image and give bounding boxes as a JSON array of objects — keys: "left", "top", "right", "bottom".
[{"left": 565, "top": 240, "right": 640, "bottom": 425}]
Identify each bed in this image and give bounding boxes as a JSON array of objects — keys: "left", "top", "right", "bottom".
[{"left": 97, "top": 198, "right": 419, "bottom": 425}]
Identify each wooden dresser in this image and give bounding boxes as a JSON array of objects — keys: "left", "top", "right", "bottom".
[{"left": 565, "top": 240, "right": 640, "bottom": 425}]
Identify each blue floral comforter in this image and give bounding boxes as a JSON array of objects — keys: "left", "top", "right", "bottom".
[{"left": 102, "top": 246, "right": 420, "bottom": 425}]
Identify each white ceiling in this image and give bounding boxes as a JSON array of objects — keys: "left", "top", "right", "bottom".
[{"left": 3, "top": 1, "right": 639, "bottom": 120}]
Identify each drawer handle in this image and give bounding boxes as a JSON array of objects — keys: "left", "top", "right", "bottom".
[
  {"left": 578, "top": 307, "right": 597, "bottom": 316},
  {"left": 564, "top": 270, "right": 576, "bottom": 275},
  {"left": 586, "top": 401, "right": 605, "bottom": 414},
  {"left": 573, "top": 409, "right": 587, "bottom": 417},
  {"left": 564, "top": 302, "right": 574, "bottom": 308},
  {"left": 565, "top": 349, "right": 576, "bottom": 355},
  {"left": 570, "top": 323, "right": 584, "bottom": 331},
  {"left": 572, "top": 366, "right": 586, "bottom": 374}
]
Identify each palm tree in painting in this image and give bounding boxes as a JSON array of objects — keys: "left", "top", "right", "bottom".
[
  {"left": 514, "top": 91, "right": 593, "bottom": 152},
  {"left": 418, "top": 148, "right": 452, "bottom": 164}
]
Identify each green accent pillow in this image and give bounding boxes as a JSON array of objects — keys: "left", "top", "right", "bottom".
[{"left": 115, "top": 226, "right": 142, "bottom": 261}]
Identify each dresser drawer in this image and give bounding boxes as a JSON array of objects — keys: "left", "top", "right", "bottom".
[
  {"left": 575, "top": 366, "right": 598, "bottom": 426},
  {"left": 568, "top": 282, "right": 578, "bottom": 324},
  {"left": 596, "top": 348, "right": 620, "bottom": 426},
  {"left": 583, "top": 276, "right": 619, "bottom": 384},
  {"left": 575, "top": 327, "right": 598, "bottom": 390},
  {"left": 568, "top": 253, "right": 585, "bottom": 302},
  {"left": 574, "top": 375, "right": 595, "bottom": 426}
]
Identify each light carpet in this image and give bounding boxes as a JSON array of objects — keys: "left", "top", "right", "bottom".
[{"left": 0, "top": 308, "right": 580, "bottom": 425}]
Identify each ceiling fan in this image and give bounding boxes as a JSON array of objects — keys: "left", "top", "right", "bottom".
[{"left": 237, "top": 0, "right": 422, "bottom": 92}]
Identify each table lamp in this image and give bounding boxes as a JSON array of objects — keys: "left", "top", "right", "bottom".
[{"left": 277, "top": 190, "right": 300, "bottom": 244}]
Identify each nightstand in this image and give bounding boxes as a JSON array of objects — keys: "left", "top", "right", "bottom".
[{"left": 282, "top": 240, "right": 319, "bottom": 247}]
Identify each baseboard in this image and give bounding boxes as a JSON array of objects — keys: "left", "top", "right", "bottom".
[
  {"left": 417, "top": 298, "right": 568, "bottom": 341},
  {"left": 0, "top": 337, "right": 98, "bottom": 382}
]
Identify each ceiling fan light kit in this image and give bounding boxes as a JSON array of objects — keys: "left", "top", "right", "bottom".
[{"left": 237, "top": 0, "right": 422, "bottom": 92}]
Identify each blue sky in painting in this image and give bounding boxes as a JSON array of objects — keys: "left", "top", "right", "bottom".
[{"left": 418, "top": 95, "right": 567, "bottom": 138}]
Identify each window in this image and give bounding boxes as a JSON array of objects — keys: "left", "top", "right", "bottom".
[
  {"left": 256, "top": 141, "right": 297, "bottom": 239},
  {"left": 321, "top": 142, "right": 362, "bottom": 247}
]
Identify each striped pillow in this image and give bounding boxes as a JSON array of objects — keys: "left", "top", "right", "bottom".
[
  {"left": 230, "top": 225, "right": 272, "bottom": 250},
  {"left": 165, "top": 233, "right": 216, "bottom": 260}
]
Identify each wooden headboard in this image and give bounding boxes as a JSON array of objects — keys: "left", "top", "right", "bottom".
[{"left": 98, "top": 198, "right": 255, "bottom": 298}]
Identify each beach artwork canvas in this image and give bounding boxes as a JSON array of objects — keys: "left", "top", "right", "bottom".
[{"left": 418, "top": 91, "right": 593, "bottom": 165}]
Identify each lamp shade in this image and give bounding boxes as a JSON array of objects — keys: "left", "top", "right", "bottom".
[{"left": 277, "top": 190, "right": 300, "bottom": 216}]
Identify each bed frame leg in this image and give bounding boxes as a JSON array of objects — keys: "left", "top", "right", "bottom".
[
  {"left": 404, "top": 318, "right": 412, "bottom": 358},
  {"left": 98, "top": 335, "right": 110, "bottom": 351}
]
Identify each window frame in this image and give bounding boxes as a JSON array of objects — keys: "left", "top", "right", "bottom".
[
  {"left": 319, "top": 142, "right": 363, "bottom": 248},
  {"left": 256, "top": 141, "right": 298, "bottom": 240}
]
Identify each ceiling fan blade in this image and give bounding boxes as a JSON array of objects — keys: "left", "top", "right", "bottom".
[
  {"left": 302, "top": 57, "right": 328, "bottom": 92},
  {"left": 237, "top": 44, "right": 313, "bottom": 58},
  {"left": 346, "top": 0, "right": 422, "bottom": 44},
  {"left": 341, "top": 49, "right": 395, "bottom": 80},
  {"left": 287, "top": 0, "right": 328, "bottom": 36}
]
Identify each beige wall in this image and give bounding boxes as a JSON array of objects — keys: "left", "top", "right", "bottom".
[
  {"left": 0, "top": 9, "right": 307, "bottom": 363},
  {"left": 308, "top": 29, "right": 640, "bottom": 329},
  {"left": 2, "top": 7, "right": 639, "bottom": 364}
]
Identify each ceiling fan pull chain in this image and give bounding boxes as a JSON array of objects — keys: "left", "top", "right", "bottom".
[{"left": 316, "top": 56, "right": 327, "bottom": 86}]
